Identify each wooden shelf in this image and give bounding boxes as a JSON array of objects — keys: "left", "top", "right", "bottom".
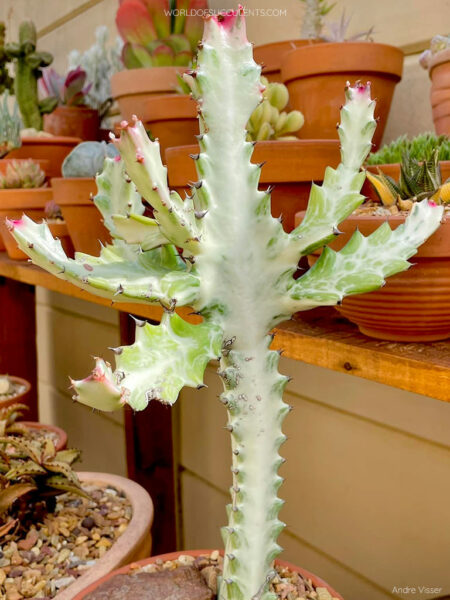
[{"left": 0, "top": 254, "right": 448, "bottom": 402}]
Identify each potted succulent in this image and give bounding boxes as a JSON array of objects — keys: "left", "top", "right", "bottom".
[
  {"left": 0, "top": 159, "right": 73, "bottom": 260},
  {"left": 166, "top": 76, "right": 341, "bottom": 232},
  {"left": 281, "top": 11, "right": 403, "bottom": 148},
  {"left": 0, "top": 433, "right": 153, "bottom": 599},
  {"left": 5, "top": 21, "right": 80, "bottom": 177},
  {"left": 111, "top": 0, "right": 206, "bottom": 128},
  {"left": 0, "top": 375, "right": 31, "bottom": 412},
  {"left": 253, "top": 0, "right": 334, "bottom": 83},
  {"left": 52, "top": 141, "right": 119, "bottom": 255},
  {"left": 297, "top": 149, "right": 449, "bottom": 342},
  {"left": 40, "top": 66, "right": 100, "bottom": 140},
  {"left": 363, "top": 132, "right": 450, "bottom": 201},
  {"left": 7, "top": 10, "right": 443, "bottom": 599},
  {"left": 420, "top": 34, "right": 450, "bottom": 135}
]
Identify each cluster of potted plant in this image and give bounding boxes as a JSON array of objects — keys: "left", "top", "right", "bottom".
[{"left": 6, "top": 8, "right": 444, "bottom": 599}]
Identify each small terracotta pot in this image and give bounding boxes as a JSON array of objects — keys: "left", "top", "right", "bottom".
[
  {"left": 295, "top": 211, "right": 450, "bottom": 342},
  {"left": 166, "top": 139, "right": 341, "bottom": 232},
  {"left": 7, "top": 136, "right": 81, "bottom": 178},
  {"left": 429, "top": 48, "right": 450, "bottom": 135},
  {"left": 362, "top": 160, "right": 450, "bottom": 202},
  {"left": 51, "top": 177, "right": 111, "bottom": 255},
  {"left": 144, "top": 94, "right": 198, "bottom": 156},
  {"left": 20, "top": 421, "right": 68, "bottom": 452},
  {"left": 0, "top": 376, "right": 32, "bottom": 412},
  {"left": 56, "top": 472, "right": 153, "bottom": 600},
  {"left": 111, "top": 67, "right": 187, "bottom": 122},
  {"left": 281, "top": 42, "right": 404, "bottom": 149},
  {"left": 0, "top": 188, "right": 53, "bottom": 260},
  {"left": 253, "top": 39, "right": 317, "bottom": 82},
  {"left": 44, "top": 106, "right": 100, "bottom": 141},
  {"left": 72, "top": 549, "right": 343, "bottom": 600}
]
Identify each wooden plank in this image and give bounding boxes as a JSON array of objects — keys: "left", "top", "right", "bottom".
[
  {"left": 120, "top": 313, "right": 178, "bottom": 555},
  {"left": 0, "top": 255, "right": 448, "bottom": 402}
]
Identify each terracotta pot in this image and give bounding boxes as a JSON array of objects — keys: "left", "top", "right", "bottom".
[
  {"left": 429, "top": 48, "right": 450, "bottom": 135},
  {"left": 51, "top": 178, "right": 111, "bottom": 255},
  {"left": 111, "top": 67, "right": 187, "bottom": 122},
  {"left": 253, "top": 39, "right": 317, "bottom": 83},
  {"left": 281, "top": 42, "right": 404, "bottom": 149},
  {"left": 0, "top": 376, "right": 32, "bottom": 412},
  {"left": 166, "top": 139, "right": 341, "bottom": 232},
  {"left": 72, "top": 549, "right": 343, "bottom": 600},
  {"left": 295, "top": 211, "right": 450, "bottom": 342},
  {"left": 21, "top": 421, "right": 68, "bottom": 452},
  {"left": 144, "top": 94, "right": 198, "bottom": 156},
  {"left": 56, "top": 472, "right": 153, "bottom": 600},
  {"left": 7, "top": 136, "right": 80, "bottom": 178},
  {"left": 0, "top": 188, "right": 53, "bottom": 259},
  {"left": 44, "top": 106, "right": 100, "bottom": 141},
  {"left": 362, "top": 160, "right": 450, "bottom": 202}
]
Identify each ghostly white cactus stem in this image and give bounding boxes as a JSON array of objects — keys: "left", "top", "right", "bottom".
[{"left": 8, "top": 7, "right": 443, "bottom": 600}]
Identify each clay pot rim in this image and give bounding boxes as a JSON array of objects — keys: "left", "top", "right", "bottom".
[
  {"left": 19, "top": 136, "right": 82, "bottom": 147},
  {"left": 365, "top": 159, "right": 450, "bottom": 171},
  {"left": 281, "top": 41, "right": 404, "bottom": 82},
  {"left": 111, "top": 66, "right": 188, "bottom": 98},
  {"left": 253, "top": 39, "right": 318, "bottom": 71},
  {"left": 71, "top": 549, "right": 343, "bottom": 600},
  {"left": 0, "top": 187, "right": 53, "bottom": 210},
  {"left": 428, "top": 47, "right": 450, "bottom": 76},
  {"left": 142, "top": 93, "right": 198, "bottom": 121},
  {"left": 51, "top": 177, "right": 97, "bottom": 207},
  {"left": 57, "top": 471, "right": 154, "bottom": 600},
  {"left": 20, "top": 421, "right": 67, "bottom": 452}
]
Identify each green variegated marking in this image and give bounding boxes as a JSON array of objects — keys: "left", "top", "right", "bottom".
[{"left": 6, "top": 9, "right": 444, "bottom": 600}]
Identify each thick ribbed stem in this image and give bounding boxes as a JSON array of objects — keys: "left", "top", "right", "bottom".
[{"left": 218, "top": 337, "right": 289, "bottom": 600}]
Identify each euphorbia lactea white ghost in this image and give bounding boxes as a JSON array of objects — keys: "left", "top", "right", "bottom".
[{"left": 8, "top": 7, "right": 443, "bottom": 600}]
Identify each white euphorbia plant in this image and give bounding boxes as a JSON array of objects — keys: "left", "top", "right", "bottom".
[{"left": 8, "top": 9, "right": 443, "bottom": 600}]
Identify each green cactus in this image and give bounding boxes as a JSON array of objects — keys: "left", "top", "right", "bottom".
[
  {"left": 8, "top": 10, "right": 444, "bottom": 600},
  {"left": 299, "top": 0, "right": 336, "bottom": 39},
  {"left": 0, "top": 22, "right": 14, "bottom": 95},
  {"left": 0, "top": 92, "right": 22, "bottom": 158},
  {"left": 0, "top": 159, "right": 46, "bottom": 189},
  {"left": 5, "top": 21, "right": 57, "bottom": 130}
]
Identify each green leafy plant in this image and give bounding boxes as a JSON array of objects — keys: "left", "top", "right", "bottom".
[
  {"left": 0, "top": 403, "right": 29, "bottom": 437},
  {"left": 117, "top": 0, "right": 207, "bottom": 68},
  {"left": 0, "top": 159, "right": 46, "bottom": 189},
  {"left": 39, "top": 66, "right": 92, "bottom": 107},
  {"left": 246, "top": 77, "right": 304, "bottom": 141},
  {"left": 8, "top": 11, "right": 443, "bottom": 600},
  {"left": 0, "top": 22, "right": 14, "bottom": 95},
  {"left": 299, "top": 0, "right": 335, "bottom": 39},
  {"left": 367, "top": 133, "right": 450, "bottom": 165},
  {"left": 367, "top": 149, "right": 450, "bottom": 209},
  {"left": 0, "top": 435, "right": 84, "bottom": 538},
  {"left": 5, "top": 21, "right": 57, "bottom": 130},
  {"left": 420, "top": 34, "right": 450, "bottom": 69},
  {"left": 0, "top": 92, "right": 22, "bottom": 159}
]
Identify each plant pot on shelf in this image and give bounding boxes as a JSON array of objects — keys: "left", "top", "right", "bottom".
[
  {"left": 51, "top": 177, "right": 111, "bottom": 255},
  {"left": 72, "top": 549, "right": 343, "bottom": 600},
  {"left": 361, "top": 160, "right": 450, "bottom": 202},
  {"left": 429, "top": 48, "right": 450, "bottom": 135},
  {"left": 0, "top": 375, "right": 31, "bottom": 412},
  {"left": 144, "top": 94, "right": 198, "bottom": 156},
  {"left": 7, "top": 136, "right": 81, "bottom": 178},
  {"left": 0, "top": 188, "right": 73, "bottom": 260},
  {"left": 253, "top": 39, "right": 315, "bottom": 83},
  {"left": 295, "top": 210, "right": 450, "bottom": 342},
  {"left": 111, "top": 66, "right": 187, "bottom": 122},
  {"left": 166, "top": 139, "right": 341, "bottom": 232},
  {"left": 44, "top": 106, "right": 100, "bottom": 141},
  {"left": 281, "top": 42, "right": 404, "bottom": 149}
]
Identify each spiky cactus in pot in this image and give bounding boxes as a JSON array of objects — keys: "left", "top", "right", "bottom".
[{"left": 8, "top": 9, "right": 443, "bottom": 600}]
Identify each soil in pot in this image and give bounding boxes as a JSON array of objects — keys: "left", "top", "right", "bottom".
[
  {"left": 51, "top": 178, "right": 111, "bottom": 255},
  {"left": 0, "top": 479, "right": 133, "bottom": 599},
  {"left": 111, "top": 67, "right": 188, "bottom": 123},
  {"left": 44, "top": 107, "right": 100, "bottom": 141},
  {"left": 281, "top": 42, "right": 404, "bottom": 149},
  {"left": 74, "top": 550, "right": 343, "bottom": 600},
  {"left": 0, "top": 376, "right": 31, "bottom": 412},
  {"left": 295, "top": 205, "right": 450, "bottom": 342},
  {"left": 166, "top": 140, "right": 341, "bottom": 233},
  {"left": 7, "top": 137, "right": 81, "bottom": 179}
]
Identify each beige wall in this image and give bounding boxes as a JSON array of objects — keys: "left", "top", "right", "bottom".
[{"left": 1, "top": 1, "right": 449, "bottom": 599}]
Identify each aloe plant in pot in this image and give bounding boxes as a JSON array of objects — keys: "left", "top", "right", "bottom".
[{"left": 8, "top": 9, "right": 444, "bottom": 599}]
